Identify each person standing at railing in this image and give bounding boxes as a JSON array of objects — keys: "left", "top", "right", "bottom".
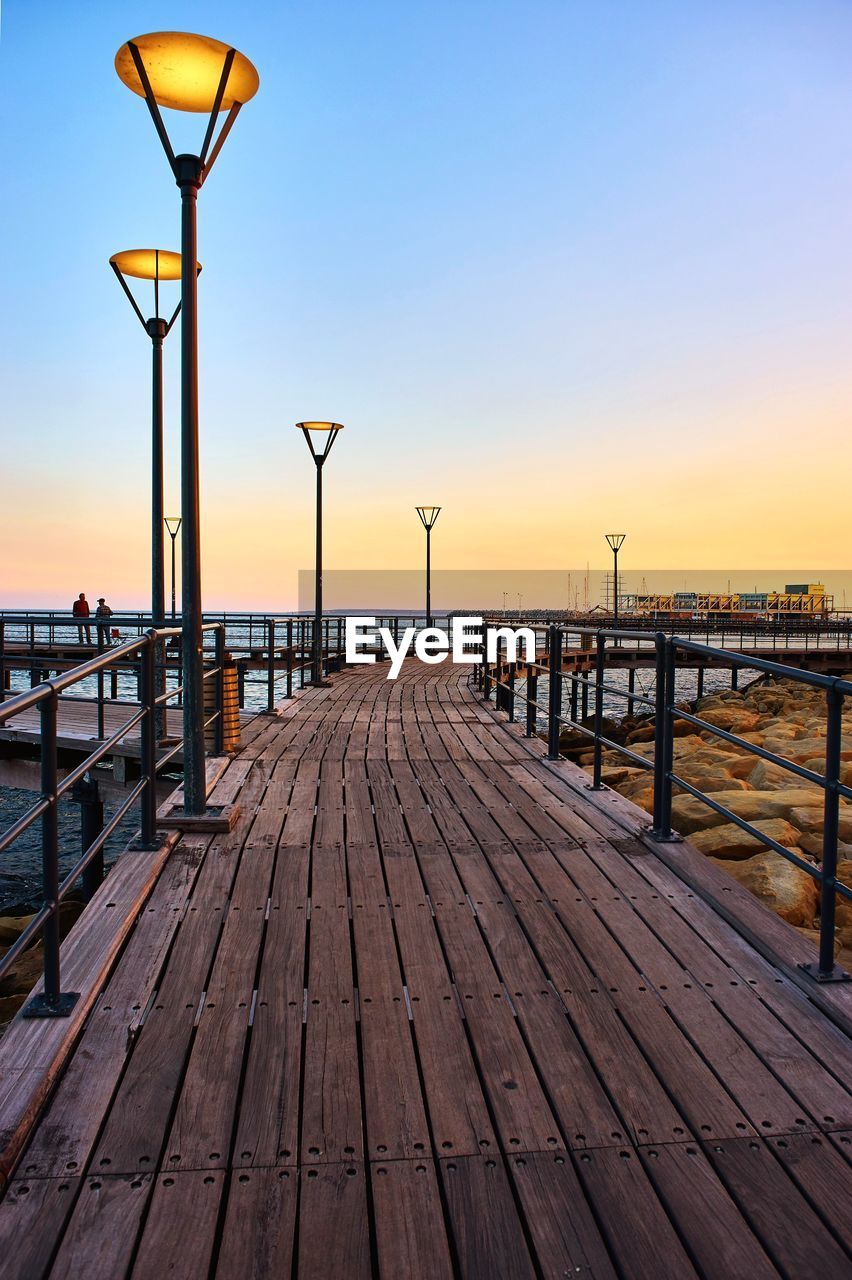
[
  {"left": 72, "top": 592, "right": 92, "bottom": 644},
  {"left": 95, "top": 597, "right": 113, "bottom": 647}
]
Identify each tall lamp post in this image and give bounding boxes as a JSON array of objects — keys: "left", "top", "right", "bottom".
[
  {"left": 115, "top": 31, "right": 258, "bottom": 816},
  {"left": 165, "top": 516, "right": 182, "bottom": 620},
  {"left": 297, "top": 422, "right": 344, "bottom": 685},
  {"left": 605, "top": 533, "right": 626, "bottom": 626},
  {"left": 415, "top": 507, "right": 441, "bottom": 627},
  {"left": 109, "top": 250, "right": 196, "bottom": 633}
]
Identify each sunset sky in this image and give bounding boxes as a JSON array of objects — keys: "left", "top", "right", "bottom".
[{"left": 1, "top": 1, "right": 851, "bottom": 609}]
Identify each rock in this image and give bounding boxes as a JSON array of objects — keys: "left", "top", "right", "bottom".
[
  {"left": 799, "top": 833, "right": 852, "bottom": 861},
  {"left": 746, "top": 759, "right": 821, "bottom": 795},
  {"left": 697, "top": 706, "right": 762, "bottom": 735},
  {"left": 691, "top": 818, "right": 802, "bottom": 861},
  {"left": 0, "top": 914, "right": 35, "bottom": 947},
  {"left": 671, "top": 788, "right": 834, "bottom": 835},
  {"left": 787, "top": 808, "right": 852, "bottom": 842},
  {"left": 626, "top": 726, "right": 655, "bottom": 744},
  {"left": 711, "top": 852, "right": 819, "bottom": 927},
  {"left": 0, "top": 942, "right": 45, "bottom": 998}
]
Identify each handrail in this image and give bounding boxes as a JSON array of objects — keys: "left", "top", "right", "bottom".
[
  {"left": 0, "top": 622, "right": 227, "bottom": 1017},
  {"left": 475, "top": 624, "right": 852, "bottom": 983}
]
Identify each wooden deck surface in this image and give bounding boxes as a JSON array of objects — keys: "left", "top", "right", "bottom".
[
  {"left": 1, "top": 660, "right": 851, "bottom": 1278},
  {"left": 0, "top": 700, "right": 251, "bottom": 758}
]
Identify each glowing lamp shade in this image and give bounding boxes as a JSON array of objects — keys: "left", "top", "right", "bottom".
[
  {"left": 115, "top": 32, "right": 260, "bottom": 113},
  {"left": 109, "top": 249, "right": 193, "bottom": 281},
  {"left": 296, "top": 422, "right": 344, "bottom": 432}
]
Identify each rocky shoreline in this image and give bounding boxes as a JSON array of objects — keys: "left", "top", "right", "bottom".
[{"left": 561, "top": 674, "right": 852, "bottom": 970}]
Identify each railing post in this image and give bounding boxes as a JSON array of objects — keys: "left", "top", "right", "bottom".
[
  {"left": 657, "top": 638, "right": 676, "bottom": 839},
  {"left": 526, "top": 669, "right": 537, "bottom": 737},
  {"left": 267, "top": 619, "right": 275, "bottom": 713},
  {"left": 97, "top": 627, "right": 106, "bottom": 742},
  {"left": 0, "top": 619, "right": 5, "bottom": 703},
  {"left": 74, "top": 775, "right": 104, "bottom": 903},
  {"left": 802, "top": 685, "right": 848, "bottom": 981},
  {"left": 507, "top": 660, "right": 516, "bottom": 722},
  {"left": 592, "top": 631, "right": 606, "bottom": 789},
  {"left": 23, "top": 690, "right": 79, "bottom": 1017},
  {"left": 214, "top": 624, "right": 225, "bottom": 755},
  {"left": 546, "top": 624, "right": 561, "bottom": 760},
  {"left": 140, "top": 634, "right": 158, "bottom": 847},
  {"left": 651, "top": 632, "right": 668, "bottom": 836},
  {"left": 286, "top": 620, "right": 293, "bottom": 698}
]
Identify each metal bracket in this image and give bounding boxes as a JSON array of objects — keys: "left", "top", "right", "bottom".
[
  {"left": 798, "top": 961, "right": 852, "bottom": 984},
  {"left": 22, "top": 991, "right": 80, "bottom": 1019}
]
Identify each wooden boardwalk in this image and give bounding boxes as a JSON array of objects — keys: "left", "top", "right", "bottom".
[{"left": 1, "top": 660, "right": 851, "bottom": 1278}]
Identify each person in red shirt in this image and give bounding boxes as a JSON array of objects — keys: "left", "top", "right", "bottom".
[{"left": 72, "top": 592, "right": 92, "bottom": 644}]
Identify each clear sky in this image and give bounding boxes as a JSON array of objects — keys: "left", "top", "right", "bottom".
[{"left": 1, "top": 1, "right": 851, "bottom": 608}]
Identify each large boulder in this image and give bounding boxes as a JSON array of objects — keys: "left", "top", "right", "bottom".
[
  {"left": 746, "top": 759, "right": 821, "bottom": 795},
  {"left": 711, "top": 851, "right": 819, "bottom": 927},
  {"left": 671, "top": 788, "right": 830, "bottom": 835},
  {"left": 697, "top": 706, "right": 763, "bottom": 735},
  {"left": 691, "top": 818, "right": 802, "bottom": 861}
]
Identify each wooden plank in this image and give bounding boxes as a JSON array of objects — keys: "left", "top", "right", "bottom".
[
  {"left": 215, "top": 1166, "right": 297, "bottom": 1280},
  {"left": 130, "top": 1170, "right": 224, "bottom": 1279},
  {"left": 370, "top": 1157, "right": 454, "bottom": 1279},
  {"left": 764, "top": 1132, "right": 852, "bottom": 1251},
  {"left": 439, "top": 1155, "right": 536, "bottom": 1278},
  {"left": 49, "top": 1173, "right": 153, "bottom": 1279},
  {"left": 574, "top": 1146, "right": 700, "bottom": 1279},
  {"left": 301, "top": 840, "right": 363, "bottom": 1163},
  {"left": 297, "top": 1162, "right": 372, "bottom": 1280},
  {"left": 508, "top": 1151, "right": 618, "bottom": 1278},
  {"left": 16, "top": 838, "right": 210, "bottom": 1179},
  {"left": 232, "top": 842, "right": 309, "bottom": 1168},
  {"left": 637, "top": 1143, "right": 780, "bottom": 1278},
  {"left": 0, "top": 1175, "right": 80, "bottom": 1280},
  {"left": 351, "top": 903, "right": 431, "bottom": 1160},
  {"left": 0, "top": 831, "right": 180, "bottom": 1188},
  {"left": 703, "top": 1137, "right": 852, "bottom": 1273}
]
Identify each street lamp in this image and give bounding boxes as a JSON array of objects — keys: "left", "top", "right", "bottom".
[
  {"left": 297, "top": 423, "right": 344, "bottom": 685},
  {"left": 115, "top": 31, "right": 258, "bottom": 816},
  {"left": 605, "top": 533, "right": 626, "bottom": 626},
  {"left": 109, "top": 250, "right": 198, "bottom": 637},
  {"left": 415, "top": 507, "right": 441, "bottom": 627},
  {"left": 165, "top": 517, "right": 182, "bottom": 620}
]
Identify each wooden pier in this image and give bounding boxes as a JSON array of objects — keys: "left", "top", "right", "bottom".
[{"left": 0, "top": 660, "right": 850, "bottom": 1277}]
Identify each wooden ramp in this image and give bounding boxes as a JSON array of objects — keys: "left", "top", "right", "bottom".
[{"left": 1, "top": 661, "right": 851, "bottom": 1278}]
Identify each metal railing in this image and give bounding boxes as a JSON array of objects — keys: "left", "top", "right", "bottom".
[
  {"left": 1, "top": 611, "right": 456, "bottom": 713},
  {"left": 0, "top": 622, "right": 226, "bottom": 1017},
  {"left": 475, "top": 623, "right": 852, "bottom": 983}
]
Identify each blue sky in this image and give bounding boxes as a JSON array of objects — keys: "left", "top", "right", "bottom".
[{"left": 2, "top": 1, "right": 851, "bottom": 606}]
